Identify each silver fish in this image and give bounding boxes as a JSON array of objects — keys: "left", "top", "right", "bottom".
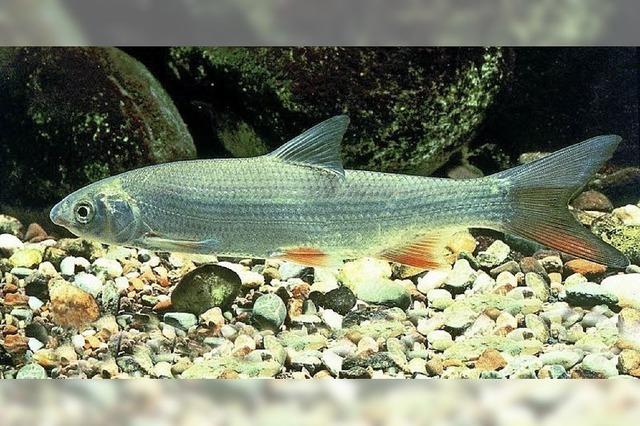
[{"left": 50, "top": 116, "right": 628, "bottom": 268}]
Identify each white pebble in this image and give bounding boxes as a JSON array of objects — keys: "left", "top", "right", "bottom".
[
  {"left": 321, "top": 309, "right": 343, "bottom": 330},
  {"left": 28, "top": 338, "right": 44, "bottom": 352},
  {"left": 0, "top": 233, "right": 23, "bottom": 254},
  {"left": 74, "top": 272, "right": 103, "bottom": 297},
  {"left": 114, "top": 276, "right": 129, "bottom": 292},
  {"left": 426, "top": 330, "right": 453, "bottom": 351},
  {"left": 93, "top": 257, "right": 123, "bottom": 278},
  {"left": 426, "top": 288, "right": 453, "bottom": 310},
  {"left": 28, "top": 297, "right": 44, "bottom": 311},
  {"left": 71, "top": 334, "right": 85, "bottom": 351},
  {"left": 321, "top": 350, "right": 343, "bottom": 376},
  {"left": 60, "top": 256, "right": 77, "bottom": 276},
  {"left": 612, "top": 204, "right": 640, "bottom": 226},
  {"left": 417, "top": 268, "right": 450, "bottom": 294}
]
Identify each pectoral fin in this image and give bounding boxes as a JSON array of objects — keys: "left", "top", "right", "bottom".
[
  {"left": 377, "top": 228, "right": 467, "bottom": 269},
  {"left": 136, "top": 233, "right": 219, "bottom": 254},
  {"left": 271, "top": 247, "right": 337, "bottom": 267}
]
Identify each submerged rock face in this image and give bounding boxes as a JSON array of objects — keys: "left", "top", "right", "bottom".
[
  {"left": 0, "top": 47, "right": 196, "bottom": 209},
  {"left": 165, "top": 47, "right": 512, "bottom": 174}
]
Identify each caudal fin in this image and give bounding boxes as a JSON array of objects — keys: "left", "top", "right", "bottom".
[{"left": 495, "top": 135, "right": 629, "bottom": 268}]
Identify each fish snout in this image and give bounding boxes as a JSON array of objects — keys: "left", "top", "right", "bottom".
[{"left": 49, "top": 201, "right": 70, "bottom": 227}]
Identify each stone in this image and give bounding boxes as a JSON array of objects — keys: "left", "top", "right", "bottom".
[
  {"left": 319, "top": 286, "right": 356, "bottom": 315},
  {"left": 339, "top": 258, "right": 392, "bottom": 288},
  {"left": 477, "top": 240, "right": 511, "bottom": 268},
  {"left": 408, "top": 357, "right": 427, "bottom": 375},
  {"left": 489, "top": 260, "right": 520, "bottom": 277},
  {"left": 538, "top": 364, "right": 568, "bottom": 379},
  {"left": 24, "top": 223, "right": 48, "bottom": 242},
  {"left": 48, "top": 278, "right": 100, "bottom": 328},
  {"left": 426, "top": 288, "right": 453, "bottom": 310},
  {"left": 167, "top": 47, "right": 510, "bottom": 175},
  {"left": 73, "top": 272, "right": 103, "bottom": 297},
  {"left": 575, "top": 354, "right": 619, "bottom": 378},
  {"left": 426, "top": 330, "right": 453, "bottom": 351},
  {"left": 16, "top": 363, "right": 47, "bottom": 379},
  {"left": 618, "top": 308, "right": 640, "bottom": 350},
  {"left": 475, "top": 348, "right": 507, "bottom": 371},
  {"left": 525, "top": 314, "right": 549, "bottom": 342},
  {"left": 171, "top": 264, "right": 242, "bottom": 315},
  {"left": 8, "top": 248, "right": 42, "bottom": 268},
  {"left": 539, "top": 349, "right": 584, "bottom": 369},
  {"left": 540, "top": 256, "right": 563, "bottom": 273},
  {"left": 24, "top": 272, "right": 50, "bottom": 301},
  {"left": 0, "top": 215, "right": 24, "bottom": 237},
  {"left": 163, "top": 312, "right": 197, "bottom": 330},
  {"left": 571, "top": 190, "right": 613, "bottom": 212},
  {"left": 563, "top": 259, "right": 607, "bottom": 279},
  {"left": 100, "top": 280, "right": 120, "bottom": 315},
  {"left": 321, "top": 309, "right": 343, "bottom": 331},
  {"left": 617, "top": 349, "right": 640, "bottom": 375},
  {"left": 92, "top": 257, "right": 123, "bottom": 278},
  {"left": 252, "top": 294, "right": 287, "bottom": 331},
  {"left": 0, "top": 233, "right": 23, "bottom": 256},
  {"left": 416, "top": 268, "right": 450, "bottom": 294},
  {"left": 0, "top": 48, "right": 196, "bottom": 209},
  {"left": 565, "top": 282, "right": 618, "bottom": 309},
  {"left": 524, "top": 272, "right": 549, "bottom": 301},
  {"left": 351, "top": 279, "right": 411, "bottom": 310},
  {"left": 612, "top": 204, "right": 640, "bottom": 226},
  {"left": 601, "top": 274, "right": 640, "bottom": 309},
  {"left": 444, "top": 259, "right": 476, "bottom": 292}
]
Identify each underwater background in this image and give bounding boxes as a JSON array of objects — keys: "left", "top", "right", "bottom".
[{"left": 0, "top": 47, "right": 639, "bottom": 379}]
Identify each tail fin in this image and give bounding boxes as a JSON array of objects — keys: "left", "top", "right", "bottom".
[{"left": 495, "top": 135, "right": 629, "bottom": 268}]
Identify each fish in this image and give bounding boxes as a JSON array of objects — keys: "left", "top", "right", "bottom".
[{"left": 50, "top": 115, "right": 629, "bottom": 269}]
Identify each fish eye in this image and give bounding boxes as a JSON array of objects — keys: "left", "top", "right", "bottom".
[{"left": 74, "top": 201, "right": 95, "bottom": 224}]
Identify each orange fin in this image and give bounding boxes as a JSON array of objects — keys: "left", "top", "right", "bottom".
[
  {"left": 377, "top": 229, "right": 463, "bottom": 269},
  {"left": 272, "top": 247, "right": 332, "bottom": 267}
]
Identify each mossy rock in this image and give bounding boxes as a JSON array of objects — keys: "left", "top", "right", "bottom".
[
  {"left": 166, "top": 47, "right": 512, "bottom": 174},
  {"left": 171, "top": 264, "right": 242, "bottom": 315},
  {"left": 591, "top": 214, "right": 640, "bottom": 264},
  {"left": 0, "top": 47, "right": 196, "bottom": 210}
]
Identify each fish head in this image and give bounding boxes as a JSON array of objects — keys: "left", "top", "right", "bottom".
[{"left": 50, "top": 178, "right": 142, "bottom": 245}]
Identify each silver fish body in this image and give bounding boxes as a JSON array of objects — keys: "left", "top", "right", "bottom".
[{"left": 50, "top": 116, "right": 629, "bottom": 268}]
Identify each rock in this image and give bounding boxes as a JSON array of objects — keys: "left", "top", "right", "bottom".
[
  {"left": 489, "top": 260, "right": 520, "bottom": 277},
  {"left": 426, "top": 289, "right": 453, "bottom": 310},
  {"left": 408, "top": 357, "right": 427, "bottom": 375},
  {"left": 525, "top": 314, "right": 549, "bottom": 342},
  {"left": 575, "top": 354, "right": 619, "bottom": 378},
  {"left": 321, "top": 350, "right": 343, "bottom": 376},
  {"left": 252, "top": 294, "right": 287, "bottom": 331},
  {"left": 350, "top": 279, "right": 411, "bottom": 310},
  {"left": 163, "top": 312, "right": 197, "bottom": 330},
  {"left": 200, "top": 307, "right": 225, "bottom": 332},
  {"left": 321, "top": 309, "right": 343, "bottom": 331},
  {"left": 571, "top": 190, "right": 613, "bottom": 212},
  {"left": 539, "top": 255, "right": 563, "bottom": 273},
  {"left": 167, "top": 47, "right": 510, "bottom": 175},
  {"left": 601, "top": 274, "right": 640, "bottom": 309},
  {"left": 563, "top": 259, "right": 607, "bottom": 279},
  {"left": 417, "top": 268, "right": 450, "bottom": 294},
  {"left": 339, "top": 258, "right": 392, "bottom": 288},
  {"left": 617, "top": 349, "right": 640, "bottom": 376},
  {"left": 0, "top": 233, "right": 23, "bottom": 256},
  {"left": 24, "top": 272, "right": 50, "bottom": 301},
  {"left": 524, "top": 272, "right": 549, "bottom": 301},
  {"left": 444, "top": 259, "right": 476, "bottom": 292},
  {"left": 73, "top": 272, "right": 103, "bottom": 297},
  {"left": 539, "top": 349, "right": 584, "bottom": 369},
  {"left": 590, "top": 215, "right": 640, "bottom": 265},
  {"left": 477, "top": 240, "right": 511, "bottom": 268},
  {"left": 92, "top": 257, "right": 123, "bottom": 278},
  {"left": 618, "top": 308, "right": 640, "bottom": 350},
  {"left": 171, "top": 264, "right": 241, "bottom": 315},
  {"left": 24, "top": 223, "right": 48, "bottom": 242},
  {"left": 0, "top": 47, "right": 196, "bottom": 209},
  {"left": 100, "top": 280, "right": 120, "bottom": 315},
  {"left": 475, "top": 348, "right": 507, "bottom": 371},
  {"left": 8, "top": 248, "right": 42, "bottom": 268},
  {"left": 0, "top": 215, "right": 24, "bottom": 237},
  {"left": 612, "top": 205, "right": 640, "bottom": 226},
  {"left": 565, "top": 282, "right": 618, "bottom": 309},
  {"left": 319, "top": 286, "right": 356, "bottom": 315},
  {"left": 16, "top": 363, "right": 47, "bottom": 379},
  {"left": 278, "top": 263, "right": 310, "bottom": 281},
  {"left": 537, "top": 364, "right": 568, "bottom": 379},
  {"left": 426, "top": 330, "right": 453, "bottom": 351},
  {"left": 48, "top": 278, "right": 100, "bottom": 328},
  {"left": 343, "top": 352, "right": 397, "bottom": 371}
]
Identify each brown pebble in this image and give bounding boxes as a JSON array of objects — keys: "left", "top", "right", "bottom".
[
  {"left": 2, "top": 334, "right": 29, "bottom": 353},
  {"left": 571, "top": 190, "right": 613, "bottom": 212},
  {"left": 563, "top": 259, "right": 607, "bottom": 279},
  {"left": 484, "top": 307, "right": 502, "bottom": 320},
  {"left": 3, "top": 293, "right": 29, "bottom": 306},
  {"left": 2, "top": 283, "right": 18, "bottom": 294},
  {"left": 291, "top": 282, "right": 311, "bottom": 300},
  {"left": 425, "top": 358, "right": 444, "bottom": 376},
  {"left": 153, "top": 299, "right": 173, "bottom": 312},
  {"left": 476, "top": 348, "right": 507, "bottom": 371},
  {"left": 1, "top": 324, "right": 19, "bottom": 336},
  {"left": 48, "top": 278, "right": 100, "bottom": 328},
  {"left": 25, "top": 223, "right": 48, "bottom": 242}
]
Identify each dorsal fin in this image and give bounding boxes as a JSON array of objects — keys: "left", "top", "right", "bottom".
[{"left": 268, "top": 115, "right": 349, "bottom": 178}]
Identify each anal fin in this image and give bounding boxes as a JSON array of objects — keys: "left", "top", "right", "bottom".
[
  {"left": 271, "top": 247, "right": 334, "bottom": 267},
  {"left": 377, "top": 228, "right": 466, "bottom": 269}
]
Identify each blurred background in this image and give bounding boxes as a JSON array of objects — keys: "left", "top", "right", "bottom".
[{"left": 0, "top": 0, "right": 639, "bottom": 45}]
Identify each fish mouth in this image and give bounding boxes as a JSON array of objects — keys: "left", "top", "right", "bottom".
[{"left": 49, "top": 201, "right": 69, "bottom": 227}]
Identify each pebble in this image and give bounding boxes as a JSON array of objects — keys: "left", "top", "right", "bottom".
[
  {"left": 416, "top": 268, "right": 450, "bottom": 294},
  {"left": 0, "top": 233, "right": 23, "bottom": 255},
  {"left": 612, "top": 204, "right": 640, "bottom": 226},
  {"left": 16, "top": 363, "right": 47, "bottom": 379},
  {"left": 577, "top": 353, "right": 619, "bottom": 378},
  {"left": 321, "top": 309, "right": 343, "bottom": 330},
  {"left": 477, "top": 240, "right": 511, "bottom": 268},
  {"left": 171, "top": 264, "right": 242, "bottom": 315},
  {"left": 571, "top": 190, "right": 613, "bottom": 212},
  {"left": 319, "top": 286, "right": 357, "bottom": 315},
  {"left": 445, "top": 259, "right": 476, "bottom": 291},
  {"left": 252, "top": 294, "right": 287, "bottom": 331},
  {"left": 426, "top": 288, "right": 453, "bottom": 310},
  {"left": 564, "top": 282, "right": 618, "bottom": 308},
  {"left": 93, "top": 257, "right": 124, "bottom": 278},
  {"left": 601, "top": 274, "right": 640, "bottom": 309},
  {"left": 73, "top": 272, "right": 103, "bottom": 297},
  {"left": 350, "top": 278, "right": 411, "bottom": 310},
  {"left": 539, "top": 349, "right": 584, "bottom": 369},
  {"left": 475, "top": 348, "right": 507, "bottom": 371},
  {"left": 563, "top": 259, "right": 607, "bottom": 279},
  {"left": 164, "top": 312, "right": 198, "bottom": 330},
  {"left": 426, "top": 330, "right": 453, "bottom": 351},
  {"left": 9, "top": 248, "right": 42, "bottom": 268}
]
